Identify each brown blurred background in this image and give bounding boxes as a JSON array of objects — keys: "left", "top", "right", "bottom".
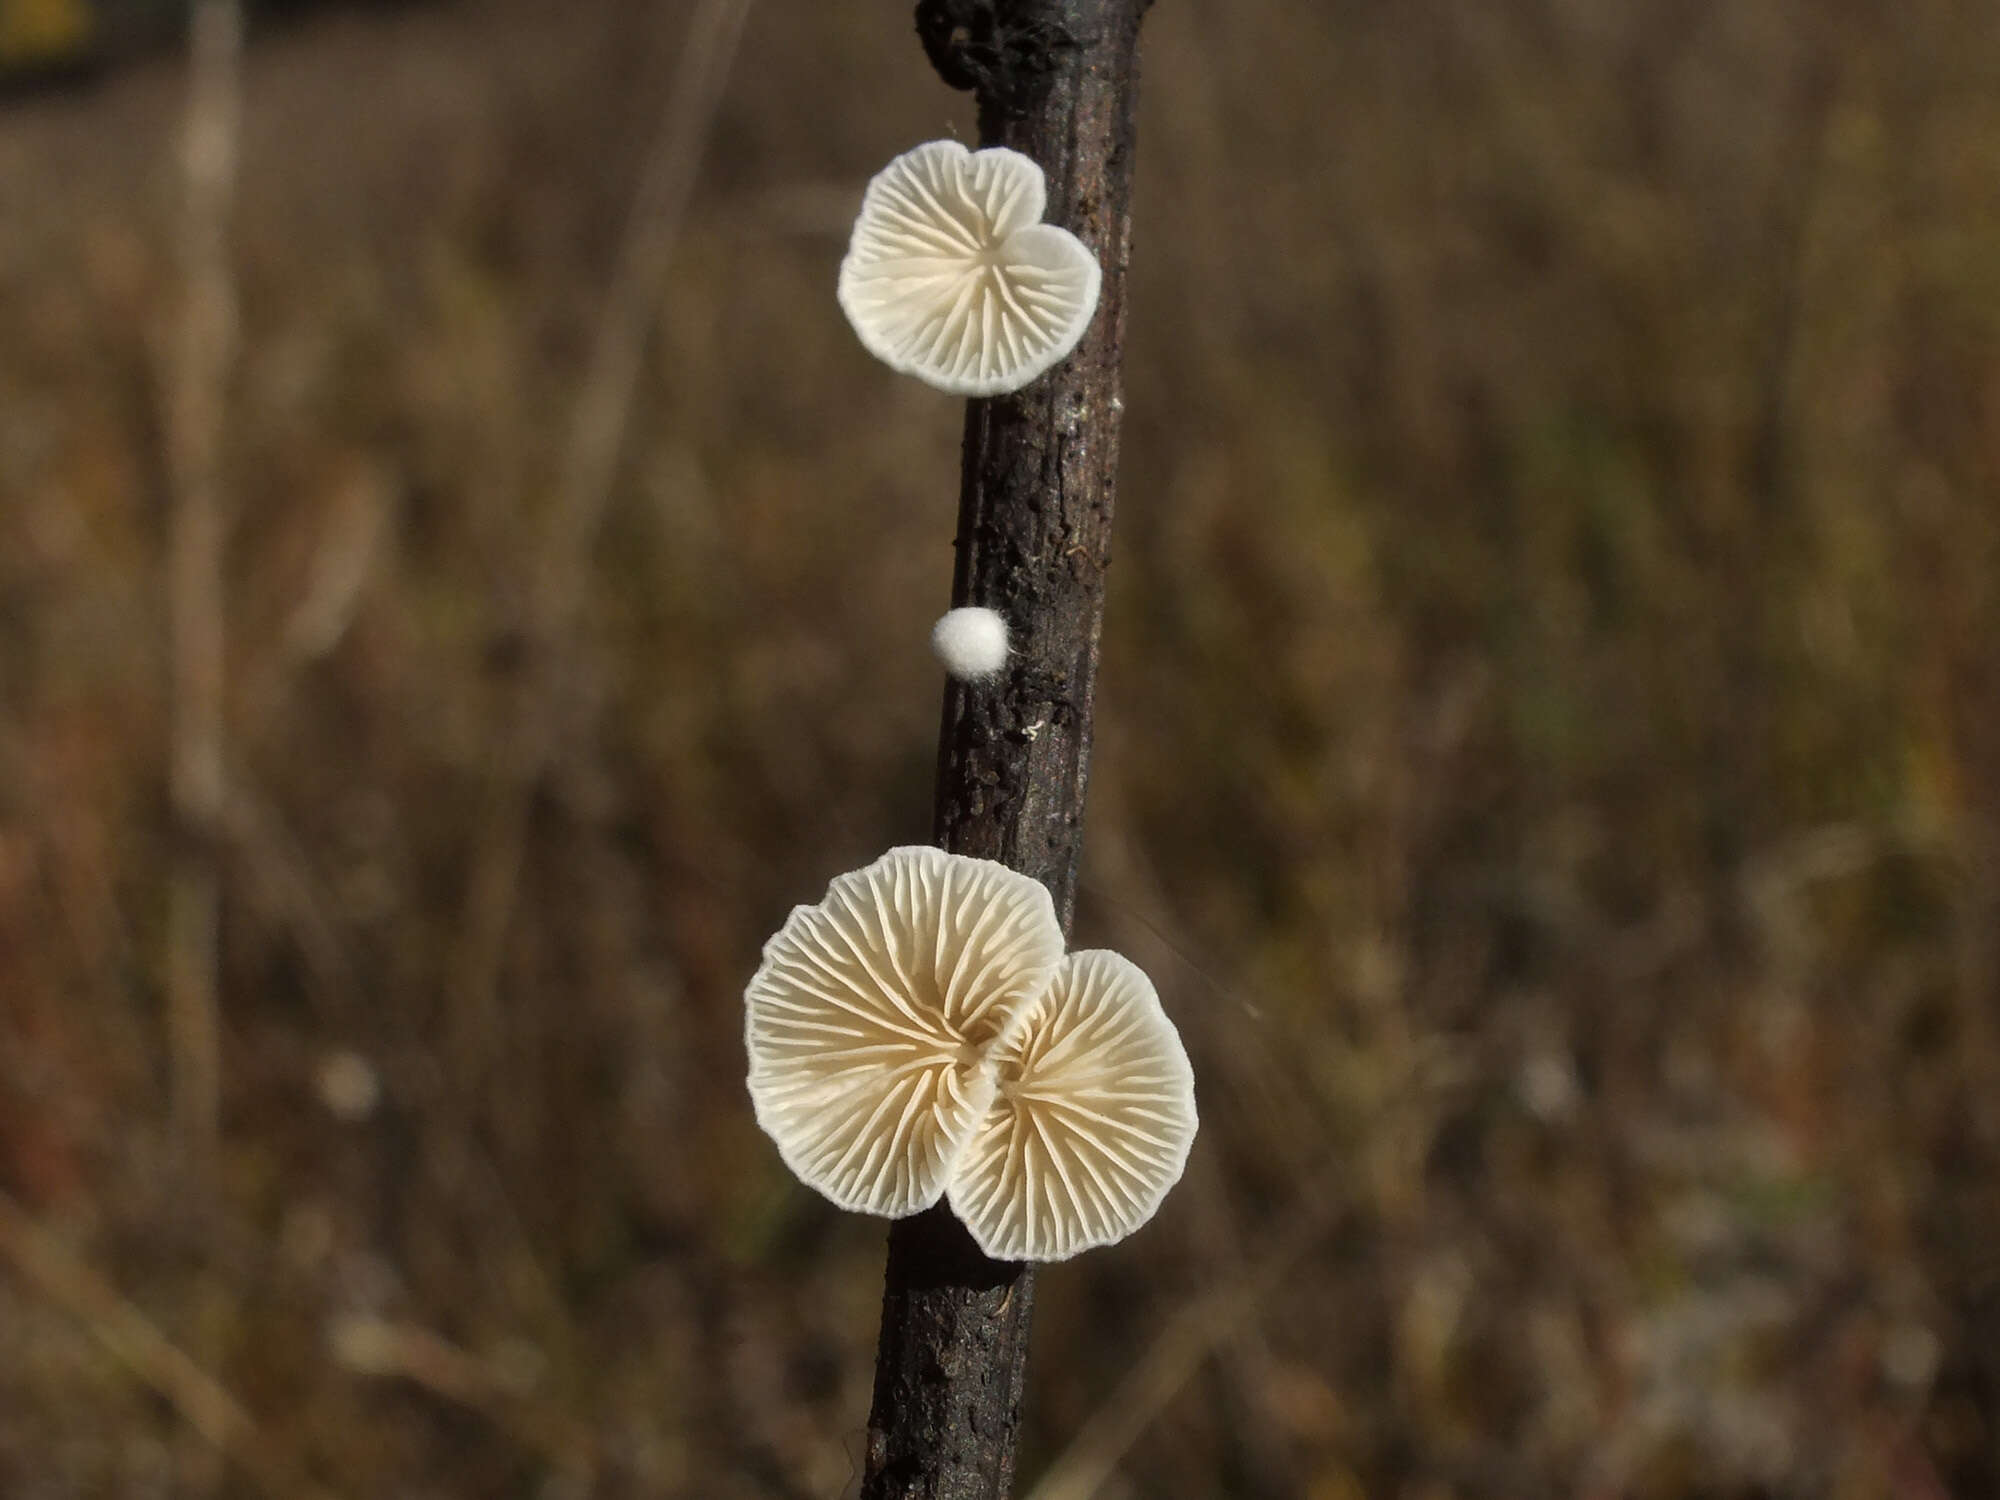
[{"left": 3, "top": 0, "right": 2000, "bottom": 1495}]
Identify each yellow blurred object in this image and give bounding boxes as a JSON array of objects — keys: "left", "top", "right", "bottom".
[
  {"left": 1261, "top": 1358, "right": 1347, "bottom": 1447},
  {"left": 0, "top": 0, "right": 93, "bottom": 66},
  {"left": 1307, "top": 1463, "right": 1370, "bottom": 1500}
]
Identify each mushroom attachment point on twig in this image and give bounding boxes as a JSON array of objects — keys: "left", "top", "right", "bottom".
[{"left": 838, "top": 139, "right": 1102, "bottom": 396}]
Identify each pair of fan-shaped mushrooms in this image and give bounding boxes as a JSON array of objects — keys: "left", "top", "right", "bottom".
[{"left": 743, "top": 143, "right": 1198, "bottom": 1263}]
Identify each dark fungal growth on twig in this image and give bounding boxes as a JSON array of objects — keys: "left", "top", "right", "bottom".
[{"left": 915, "top": 0, "right": 1080, "bottom": 118}]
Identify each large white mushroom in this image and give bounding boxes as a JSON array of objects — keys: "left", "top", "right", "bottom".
[
  {"left": 744, "top": 846, "right": 1065, "bottom": 1218},
  {"left": 838, "top": 139, "right": 1103, "bottom": 396},
  {"left": 947, "top": 949, "right": 1198, "bottom": 1262}
]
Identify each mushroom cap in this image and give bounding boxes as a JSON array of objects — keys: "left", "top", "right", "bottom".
[
  {"left": 838, "top": 139, "right": 1103, "bottom": 397},
  {"left": 930, "top": 606, "right": 1011, "bottom": 681},
  {"left": 947, "top": 949, "right": 1198, "bottom": 1261},
  {"left": 745, "top": 846, "right": 1065, "bottom": 1218}
]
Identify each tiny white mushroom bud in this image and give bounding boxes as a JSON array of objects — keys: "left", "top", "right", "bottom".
[
  {"left": 838, "top": 140, "right": 1102, "bottom": 396},
  {"left": 947, "top": 949, "right": 1199, "bottom": 1262},
  {"left": 931, "top": 607, "right": 1011, "bottom": 681},
  {"left": 744, "top": 847, "right": 1066, "bottom": 1219}
]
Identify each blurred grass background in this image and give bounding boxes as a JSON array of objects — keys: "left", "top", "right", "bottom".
[{"left": 3, "top": 0, "right": 2000, "bottom": 1496}]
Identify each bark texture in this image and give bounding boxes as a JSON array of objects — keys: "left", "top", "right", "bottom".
[{"left": 860, "top": 2, "right": 1150, "bottom": 1497}]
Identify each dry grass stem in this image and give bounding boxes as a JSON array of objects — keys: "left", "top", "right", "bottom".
[
  {"left": 164, "top": 0, "right": 244, "bottom": 1175},
  {"left": 327, "top": 1315, "right": 597, "bottom": 1482},
  {"left": 1025, "top": 1160, "right": 1347, "bottom": 1500},
  {"left": 449, "top": 0, "right": 755, "bottom": 1081},
  {"left": 0, "top": 1190, "right": 339, "bottom": 1500}
]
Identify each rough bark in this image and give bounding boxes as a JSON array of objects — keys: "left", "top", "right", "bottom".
[{"left": 860, "top": 2, "right": 1150, "bottom": 1497}]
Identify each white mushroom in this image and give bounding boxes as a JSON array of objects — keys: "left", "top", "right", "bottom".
[
  {"left": 838, "top": 139, "right": 1103, "bottom": 396},
  {"left": 745, "top": 846, "right": 1065, "bottom": 1218},
  {"left": 947, "top": 949, "right": 1198, "bottom": 1261},
  {"left": 930, "top": 606, "right": 1011, "bottom": 681}
]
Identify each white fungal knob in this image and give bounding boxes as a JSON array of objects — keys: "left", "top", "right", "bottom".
[
  {"left": 931, "top": 607, "right": 1011, "bottom": 681},
  {"left": 838, "top": 140, "right": 1102, "bottom": 396}
]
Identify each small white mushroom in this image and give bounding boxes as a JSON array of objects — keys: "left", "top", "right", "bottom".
[
  {"left": 745, "top": 846, "right": 1065, "bottom": 1218},
  {"left": 838, "top": 139, "right": 1103, "bottom": 396},
  {"left": 931, "top": 606, "right": 1011, "bottom": 681},
  {"left": 947, "top": 949, "right": 1198, "bottom": 1262}
]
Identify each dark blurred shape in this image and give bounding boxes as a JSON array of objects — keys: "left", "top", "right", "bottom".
[{"left": 914, "top": 0, "right": 1076, "bottom": 117}]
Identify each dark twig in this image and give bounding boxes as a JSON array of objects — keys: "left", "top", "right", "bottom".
[{"left": 860, "top": 3, "right": 1152, "bottom": 1496}]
